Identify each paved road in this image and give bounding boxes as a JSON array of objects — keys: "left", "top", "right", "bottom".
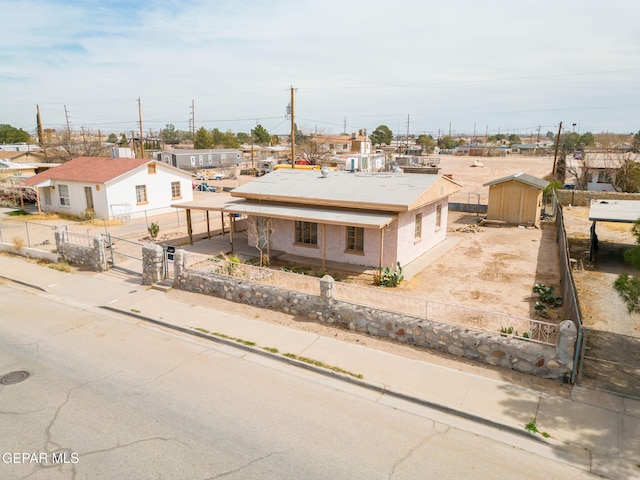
[{"left": 0, "top": 282, "right": 596, "bottom": 479}]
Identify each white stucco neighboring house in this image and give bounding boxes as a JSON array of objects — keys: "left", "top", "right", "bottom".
[
  {"left": 22, "top": 155, "right": 194, "bottom": 219},
  {"left": 211, "top": 169, "right": 462, "bottom": 269}
]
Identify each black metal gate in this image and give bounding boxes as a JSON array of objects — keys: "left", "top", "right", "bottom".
[{"left": 103, "top": 233, "right": 144, "bottom": 275}]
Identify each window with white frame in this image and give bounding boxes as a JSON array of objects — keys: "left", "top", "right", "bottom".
[
  {"left": 415, "top": 212, "right": 422, "bottom": 240},
  {"left": 135, "top": 185, "right": 148, "bottom": 204},
  {"left": 208, "top": 154, "right": 213, "bottom": 165},
  {"left": 435, "top": 204, "right": 442, "bottom": 230},
  {"left": 58, "top": 184, "right": 70, "bottom": 207},
  {"left": 190, "top": 156, "right": 196, "bottom": 166},
  {"left": 199, "top": 155, "right": 204, "bottom": 165}
]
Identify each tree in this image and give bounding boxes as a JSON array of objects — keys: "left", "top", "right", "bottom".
[
  {"left": 236, "top": 132, "right": 251, "bottom": 144},
  {"left": 438, "top": 135, "right": 459, "bottom": 150},
  {"left": 508, "top": 134, "right": 521, "bottom": 145},
  {"left": 107, "top": 133, "right": 118, "bottom": 144},
  {"left": 416, "top": 134, "right": 436, "bottom": 153},
  {"left": 270, "top": 135, "right": 281, "bottom": 146},
  {"left": 581, "top": 132, "right": 596, "bottom": 147},
  {"left": 370, "top": 125, "right": 393, "bottom": 146},
  {"left": 160, "top": 124, "right": 184, "bottom": 145},
  {"left": 221, "top": 130, "right": 240, "bottom": 149},
  {"left": 297, "top": 134, "right": 333, "bottom": 165},
  {"left": 252, "top": 124, "right": 271, "bottom": 145},
  {"left": 632, "top": 131, "right": 640, "bottom": 153},
  {"left": 612, "top": 157, "right": 640, "bottom": 193},
  {"left": 194, "top": 127, "right": 213, "bottom": 149},
  {"left": 118, "top": 133, "right": 129, "bottom": 146},
  {"left": 0, "top": 124, "right": 30, "bottom": 143}
]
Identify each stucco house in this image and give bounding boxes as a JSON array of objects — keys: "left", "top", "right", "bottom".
[
  {"left": 22, "top": 156, "right": 193, "bottom": 219},
  {"left": 217, "top": 169, "right": 462, "bottom": 269}
]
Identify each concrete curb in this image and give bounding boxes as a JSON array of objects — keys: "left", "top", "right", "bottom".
[{"left": 101, "top": 305, "right": 546, "bottom": 445}]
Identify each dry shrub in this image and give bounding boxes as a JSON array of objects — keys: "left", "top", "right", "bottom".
[{"left": 12, "top": 236, "right": 25, "bottom": 250}]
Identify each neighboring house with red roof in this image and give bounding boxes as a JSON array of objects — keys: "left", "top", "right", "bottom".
[{"left": 22, "top": 156, "right": 193, "bottom": 219}]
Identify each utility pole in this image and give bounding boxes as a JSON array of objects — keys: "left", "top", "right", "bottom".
[
  {"left": 343, "top": 116, "right": 347, "bottom": 135},
  {"left": 290, "top": 86, "right": 295, "bottom": 169},
  {"left": 190, "top": 100, "right": 195, "bottom": 138},
  {"left": 536, "top": 125, "right": 541, "bottom": 144},
  {"left": 64, "top": 105, "right": 71, "bottom": 136},
  {"left": 36, "top": 104, "right": 48, "bottom": 159},
  {"left": 138, "top": 97, "right": 145, "bottom": 158},
  {"left": 552, "top": 121, "right": 563, "bottom": 177},
  {"left": 406, "top": 114, "right": 410, "bottom": 150}
]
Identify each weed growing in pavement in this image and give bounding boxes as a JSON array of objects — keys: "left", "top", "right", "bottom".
[
  {"left": 524, "top": 417, "right": 551, "bottom": 438},
  {"left": 47, "top": 261, "right": 71, "bottom": 273},
  {"left": 283, "top": 353, "right": 363, "bottom": 379},
  {"left": 263, "top": 347, "right": 279, "bottom": 354},
  {"left": 130, "top": 309, "right": 141, "bottom": 313}
]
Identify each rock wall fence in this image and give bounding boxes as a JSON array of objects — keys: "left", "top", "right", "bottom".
[
  {"left": 555, "top": 189, "right": 640, "bottom": 207},
  {"left": 171, "top": 249, "right": 576, "bottom": 381}
]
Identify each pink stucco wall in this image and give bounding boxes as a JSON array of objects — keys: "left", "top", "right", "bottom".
[{"left": 245, "top": 200, "right": 448, "bottom": 268}]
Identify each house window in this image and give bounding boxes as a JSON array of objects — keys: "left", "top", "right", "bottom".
[
  {"left": 199, "top": 155, "right": 204, "bottom": 165},
  {"left": 163, "top": 155, "right": 170, "bottom": 163},
  {"left": 171, "top": 181, "right": 181, "bottom": 199},
  {"left": 435, "top": 204, "right": 442, "bottom": 230},
  {"left": 135, "top": 185, "right": 148, "bottom": 204},
  {"left": 221, "top": 153, "right": 227, "bottom": 161},
  {"left": 58, "top": 184, "right": 70, "bottom": 207},
  {"left": 295, "top": 221, "right": 318, "bottom": 246},
  {"left": 190, "top": 156, "right": 196, "bottom": 166},
  {"left": 597, "top": 171, "right": 612, "bottom": 183},
  {"left": 346, "top": 226, "right": 364, "bottom": 253},
  {"left": 415, "top": 213, "right": 422, "bottom": 240},
  {"left": 208, "top": 154, "right": 213, "bottom": 165},
  {"left": 148, "top": 163, "right": 156, "bottom": 174}
]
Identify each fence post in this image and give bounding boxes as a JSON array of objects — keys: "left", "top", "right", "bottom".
[{"left": 25, "top": 222, "right": 31, "bottom": 247}]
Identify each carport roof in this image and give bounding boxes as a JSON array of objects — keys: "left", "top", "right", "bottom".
[{"left": 588, "top": 199, "right": 640, "bottom": 223}]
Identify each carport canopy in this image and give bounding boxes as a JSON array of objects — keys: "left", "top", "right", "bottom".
[{"left": 587, "top": 199, "right": 640, "bottom": 260}]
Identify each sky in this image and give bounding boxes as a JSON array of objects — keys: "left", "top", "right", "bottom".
[{"left": 1, "top": 0, "right": 639, "bottom": 140}]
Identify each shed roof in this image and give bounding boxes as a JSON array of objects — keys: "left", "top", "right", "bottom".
[
  {"left": 230, "top": 169, "right": 461, "bottom": 212},
  {"left": 588, "top": 199, "right": 640, "bottom": 223},
  {"left": 483, "top": 172, "right": 549, "bottom": 189}
]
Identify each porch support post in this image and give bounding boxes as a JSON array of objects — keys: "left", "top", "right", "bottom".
[
  {"left": 229, "top": 214, "right": 234, "bottom": 252},
  {"left": 186, "top": 208, "right": 193, "bottom": 244},
  {"left": 221, "top": 211, "right": 226, "bottom": 235},
  {"left": 322, "top": 223, "right": 326, "bottom": 270},
  {"left": 206, "top": 210, "right": 211, "bottom": 239},
  {"left": 379, "top": 227, "right": 384, "bottom": 269}
]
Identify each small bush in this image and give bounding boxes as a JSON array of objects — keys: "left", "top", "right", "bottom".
[
  {"left": 12, "top": 236, "right": 25, "bottom": 250},
  {"left": 376, "top": 262, "right": 404, "bottom": 287},
  {"left": 79, "top": 208, "right": 96, "bottom": 221},
  {"left": 147, "top": 221, "right": 160, "bottom": 240},
  {"left": 614, "top": 273, "right": 640, "bottom": 313}
]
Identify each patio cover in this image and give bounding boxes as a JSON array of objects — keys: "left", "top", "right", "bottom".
[{"left": 587, "top": 199, "right": 640, "bottom": 261}]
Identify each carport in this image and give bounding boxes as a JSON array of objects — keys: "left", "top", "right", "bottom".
[{"left": 588, "top": 199, "right": 640, "bottom": 261}]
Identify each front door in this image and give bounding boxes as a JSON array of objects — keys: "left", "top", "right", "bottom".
[{"left": 84, "top": 187, "right": 94, "bottom": 210}]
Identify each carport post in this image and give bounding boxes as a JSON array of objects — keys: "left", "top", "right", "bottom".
[
  {"left": 221, "top": 211, "right": 226, "bottom": 235},
  {"left": 322, "top": 223, "right": 326, "bottom": 270},
  {"left": 186, "top": 208, "right": 193, "bottom": 244},
  {"left": 206, "top": 211, "right": 211, "bottom": 239}
]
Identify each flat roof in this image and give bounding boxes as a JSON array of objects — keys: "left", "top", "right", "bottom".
[{"left": 589, "top": 199, "right": 640, "bottom": 223}]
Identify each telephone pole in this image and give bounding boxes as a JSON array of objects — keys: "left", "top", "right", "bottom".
[
  {"left": 290, "top": 86, "right": 295, "bottom": 169},
  {"left": 190, "top": 100, "right": 195, "bottom": 138},
  {"left": 36, "top": 104, "right": 48, "bottom": 159},
  {"left": 64, "top": 105, "right": 71, "bottom": 136},
  {"left": 552, "top": 121, "right": 563, "bottom": 178},
  {"left": 138, "top": 97, "right": 145, "bottom": 158}
]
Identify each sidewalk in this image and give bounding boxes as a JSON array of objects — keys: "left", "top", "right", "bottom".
[{"left": 1, "top": 253, "right": 638, "bottom": 479}]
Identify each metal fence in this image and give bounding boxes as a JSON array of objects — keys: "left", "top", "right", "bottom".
[
  {"left": 0, "top": 219, "right": 58, "bottom": 249},
  {"left": 183, "top": 252, "right": 559, "bottom": 345},
  {"left": 334, "top": 281, "right": 558, "bottom": 345}
]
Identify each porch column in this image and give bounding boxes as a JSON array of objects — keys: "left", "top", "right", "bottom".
[
  {"left": 322, "top": 223, "right": 326, "bottom": 270},
  {"left": 379, "top": 228, "right": 384, "bottom": 269},
  {"left": 206, "top": 211, "right": 211, "bottom": 239},
  {"left": 186, "top": 209, "right": 193, "bottom": 244}
]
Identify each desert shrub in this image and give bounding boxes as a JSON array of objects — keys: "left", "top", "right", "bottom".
[
  {"left": 614, "top": 273, "right": 640, "bottom": 313},
  {"left": 375, "top": 262, "right": 404, "bottom": 287}
]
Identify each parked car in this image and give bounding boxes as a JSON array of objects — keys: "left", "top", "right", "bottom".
[
  {"left": 194, "top": 183, "right": 215, "bottom": 192},
  {"left": 211, "top": 173, "right": 226, "bottom": 180},
  {"left": 195, "top": 173, "right": 206, "bottom": 180}
]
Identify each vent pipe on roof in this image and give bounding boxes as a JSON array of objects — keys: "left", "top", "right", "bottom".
[{"left": 320, "top": 167, "right": 330, "bottom": 178}]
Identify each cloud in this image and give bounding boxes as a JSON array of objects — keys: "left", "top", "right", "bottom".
[{"left": 1, "top": 0, "right": 638, "bottom": 135}]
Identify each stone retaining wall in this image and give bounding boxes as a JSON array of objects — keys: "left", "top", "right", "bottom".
[
  {"left": 172, "top": 250, "right": 576, "bottom": 381},
  {"left": 54, "top": 228, "right": 107, "bottom": 271}
]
